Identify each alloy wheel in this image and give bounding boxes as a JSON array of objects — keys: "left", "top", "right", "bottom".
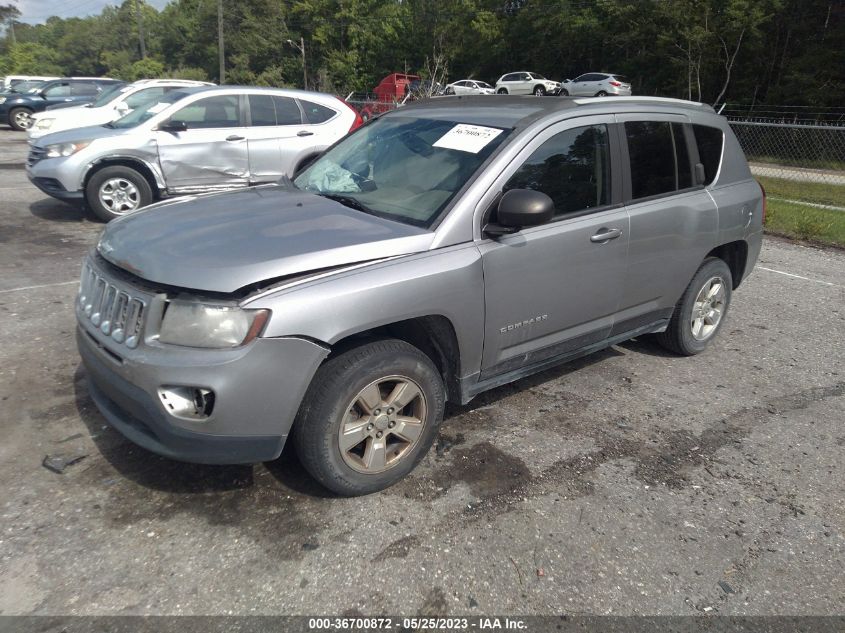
[
  {"left": 98, "top": 177, "right": 141, "bottom": 214},
  {"left": 338, "top": 375, "right": 427, "bottom": 474},
  {"left": 14, "top": 110, "right": 33, "bottom": 129},
  {"left": 690, "top": 276, "right": 726, "bottom": 341}
]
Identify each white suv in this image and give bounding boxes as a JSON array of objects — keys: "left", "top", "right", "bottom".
[
  {"left": 28, "top": 79, "right": 214, "bottom": 140},
  {"left": 495, "top": 72, "right": 561, "bottom": 96},
  {"left": 559, "top": 73, "right": 632, "bottom": 97}
]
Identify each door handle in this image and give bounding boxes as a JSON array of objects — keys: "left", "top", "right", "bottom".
[
  {"left": 297, "top": 130, "right": 314, "bottom": 137},
  {"left": 590, "top": 228, "right": 622, "bottom": 243},
  {"left": 226, "top": 135, "right": 245, "bottom": 141}
]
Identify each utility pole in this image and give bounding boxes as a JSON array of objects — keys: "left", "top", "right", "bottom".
[
  {"left": 286, "top": 37, "right": 307, "bottom": 89},
  {"left": 217, "top": 0, "right": 225, "bottom": 83},
  {"left": 7, "top": 17, "right": 16, "bottom": 46},
  {"left": 134, "top": 0, "right": 146, "bottom": 58}
]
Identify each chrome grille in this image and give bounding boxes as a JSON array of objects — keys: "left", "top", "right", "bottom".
[
  {"left": 27, "top": 145, "right": 47, "bottom": 167},
  {"left": 78, "top": 260, "right": 146, "bottom": 349}
]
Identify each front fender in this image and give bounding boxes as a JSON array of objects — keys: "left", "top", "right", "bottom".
[
  {"left": 244, "top": 243, "right": 485, "bottom": 380},
  {"left": 79, "top": 152, "right": 166, "bottom": 191}
]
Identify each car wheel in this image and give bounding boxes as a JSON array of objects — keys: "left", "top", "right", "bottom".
[
  {"left": 655, "top": 257, "right": 733, "bottom": 356},
  {"left": 497, "top": 88, "right": 508, "bottom": 94},
  {"left": 9, "top": 107, "right": 33, "bottom": 131},
  {"left": 85, "top": 166, "right": 153, "bottom": 222},
  {"left": 293, "top": 339, "right": 446, "bottom": 496},
  {"left": 533, "top": 85, "right": 546, "bottom": 96},
  {"left": 595, "top": 90, "right": 608, "bottom": 97},
  {"left": 559, "top": 89, "right": 569, "bottom": 96},
  {"left": 445, "top": 87, "right": 455, "bottom": 95}
]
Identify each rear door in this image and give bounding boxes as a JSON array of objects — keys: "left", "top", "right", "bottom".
[
  {"left": 243, "top": 93, "right": 310, "bottom": 182},
  {"left": 155, "top": 94, "right": 249, "bottom": 192},
  {"left": 613, "top": 115, "right": 718, "bottom": 334},
  {"left": 479, "top": 116, "right": 629, "bottom": 377}
]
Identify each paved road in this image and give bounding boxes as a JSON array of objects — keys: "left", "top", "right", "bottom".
[
  {"left": 0, "top": 129, "right": 843, "bottom": 616},
  {"left": 749, "top": 163, "right": 845, "bottom": 186}
]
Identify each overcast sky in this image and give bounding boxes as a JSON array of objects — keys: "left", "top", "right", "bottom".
[{"left": 14, "top": 0, "right": 172, "bottom": 24}]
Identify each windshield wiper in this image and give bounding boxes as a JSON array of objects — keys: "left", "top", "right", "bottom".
[{"left": 319, "top": 193, "right": 375, "bottom": 215}]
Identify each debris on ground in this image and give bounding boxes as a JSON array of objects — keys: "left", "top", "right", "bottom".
[
  {"left": 42, "top": 452, "right": 88, "bottom": 474},
  {"left": 718, "top": 580, "right": 736, "bottom": 594}
]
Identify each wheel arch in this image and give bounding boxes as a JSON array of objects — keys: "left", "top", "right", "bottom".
[
  {"left": 324, "top": 315, "right": 462, "bottom": 404},
  {"left": 706, "top": 240, "right": 749, "bottom": 289},
  {"left": 82, "top": 157, "right": 164, "bottom": 197}
]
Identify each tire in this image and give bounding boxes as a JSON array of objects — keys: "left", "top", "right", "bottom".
[
  {"left": 8, "top": 107, "right": 33, "bottom": 131},
  {"left": 595, "top": 90, "right": 608, "bottom": 97},
  {"left": 292, "top": 339, "right": 446, "bottom": 496},
  {"left": 533, "top": 85, "right": 546, "bottom": 96},
  {"left": 497, "top": 88, "right": 508, "bottom": 94},
  {"left": 85, "top": 165, "right": 153, "bottom": 222},
  {"left": 559, "top": 89, "right": 569, "bottom": 96},
  {"left": 655, "top": 257, "right": 733, "bottom": 356}
]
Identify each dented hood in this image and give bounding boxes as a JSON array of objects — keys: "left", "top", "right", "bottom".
[{"left": 98, "top": 185, "right": 434, "bottom": 294}]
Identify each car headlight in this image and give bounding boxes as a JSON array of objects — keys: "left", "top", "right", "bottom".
[
  {"left": 45, "top": 141, "right": 90, "bottom": 158},
  {"left": 158, "top": 302, "right": 270, "bottom": 348},
  {"left": 35, "top": 118, "right": 54, "bottom": 129},
  {"left": 0, "top": 97, "right": 6, "bottom": 104}
]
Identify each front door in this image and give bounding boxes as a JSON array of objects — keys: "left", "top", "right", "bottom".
[
  {"left": 478, "top": 116, "right": 629, "bottom": 377},
  {"left": 155, "top": 94, "right": 249, "bottom": 193}
]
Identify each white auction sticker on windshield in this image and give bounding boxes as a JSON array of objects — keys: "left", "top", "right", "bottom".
[
  {"left": 147, "top": 102, "right": 170, "bottom": 114},
  {"left": 433, "top": 124, "right": 503, "bottom": 154}
]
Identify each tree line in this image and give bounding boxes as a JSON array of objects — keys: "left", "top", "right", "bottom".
[{"left": 0, "top": 0, "right": 842, "bottom": 108}]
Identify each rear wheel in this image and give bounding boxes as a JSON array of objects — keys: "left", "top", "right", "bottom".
[
  {"left": 595, "top": 90, "right": 608, "bottom": 97},
  {"left": 293, "top": 339, "right": 445, "bottom": 496},
  {"left": 533, "top": 85, "right": 546, "bottom": 96},
  {"left": 9, "top": 107, "right": 33, "bottom": 131},
  {"left": 85, "top": 165, "right": 153, "bottom": 222},
  {"left": 655, "top": 257, "right": 733, "bottom": 356}
]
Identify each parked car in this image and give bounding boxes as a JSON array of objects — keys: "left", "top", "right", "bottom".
[
  {"left": 559, "top": 73, "right": 632, "bottom": 97},
  {"left": 444, "top": 79, "right": 495, "bottom": 95},
  {"left": 495, "top": 72, "right": 561, "bottom": 95},
  {"left": 29, "top": 79, "right": 215, "bottom": 140},
  {"left": 0, "top": 77, "right": 123, "bottom": 130},
  {"left": 75, "top": 95, "right": 764, "bottom": 495},
  {"left": 7, "top": 80, "right": 51, "bottom": 94},
  {"left": 1, "top": 75, "right": 60, "bottom": 91},
  {"left": 357, "top": 73, "right": 420, "bottom": 121},
  {"left": 27, "top": 86, "right": 362, "bottom": 221}
]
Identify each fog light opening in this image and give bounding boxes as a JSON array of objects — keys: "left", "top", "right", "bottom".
[{"left": 158, "top": 386, "right": 215, "bottom": 421}]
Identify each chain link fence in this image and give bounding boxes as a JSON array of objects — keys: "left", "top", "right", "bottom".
[{"left": 727, "top": 120, "right": 845, "bottom": 187}]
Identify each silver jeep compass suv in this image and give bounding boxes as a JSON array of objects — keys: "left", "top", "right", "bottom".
[{"left": 76, "top": 96, "right": 764, "bottom": 496}]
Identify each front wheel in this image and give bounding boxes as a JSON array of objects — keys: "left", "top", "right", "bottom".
[
  {"left": 559, "top": 89, "right": 569, "bottom": 96},
  {"left": 497, "top": 88, "right": 508, "bottom": 94},
  {"left": 655, "top": 257, "right": 733, "bottom": 356},
  {"left": 533, "top": 85, "right": 546, "bottom": 96},
  {"left": 9, "top": 107, "right": 33, "bottom": 131},
  {"left": 293, "top": 339, "right": 446, "bottom": 496},
  {"left": 85, "top": 165, "right": 153, "bottom": 222}
]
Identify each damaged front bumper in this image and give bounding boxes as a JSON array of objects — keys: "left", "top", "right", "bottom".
[{"left": 77, "top": 319, "right": 329, "bottom": 465}]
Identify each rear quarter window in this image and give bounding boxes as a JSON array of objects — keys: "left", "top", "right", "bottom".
[
  {"left": 692, "top": 124, "right": 724, "bottom": 185},
  {"left": 300, "top": 100, "right": 336, "bottom": 124}
]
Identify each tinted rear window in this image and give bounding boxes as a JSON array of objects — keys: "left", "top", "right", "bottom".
[
  {"left": 301, "top": 100, "right": 336, "bottom": 124},
  {"left": 625, "top": 121, "right": 693, "bottom": 199},
  {"left": 692, "top": 124, "right": 724, "bottom": 185}
]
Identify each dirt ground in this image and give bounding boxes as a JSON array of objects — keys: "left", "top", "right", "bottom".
[{"left": 0, "top": 128, "right": 843, "bottom": 616}]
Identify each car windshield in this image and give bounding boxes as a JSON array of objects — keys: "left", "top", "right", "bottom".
[
  {"left": 294, "top": 115, "right": 511, "bottom": 228},
  {"left": 90, "top": 84, "right": 129, "bottom": 108},
  {"left": 530, "top": 73, "right": 547, "bottom": 80},
  {"left": 106, "top": 91, "right": 189, "bottom": 129}
]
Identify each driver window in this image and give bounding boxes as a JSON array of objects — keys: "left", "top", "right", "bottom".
[
  {"left": 170, "top": 95, "right": 240, "bottom": 129},
  {"left": 43, "top": 83, "right": 71, "bottom": 97},
  {"left": 504, "top": 124, "right": 611, "bottom": 218}
]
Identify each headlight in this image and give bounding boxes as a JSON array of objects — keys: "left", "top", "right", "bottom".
[
  {"left": 45, "top": 141, "right": 90, "bottom": 158},
  {"left": 158, "top": 302, "right": 270, "bottom": 348},
  {"left": 35, "top": 118, "right": 54, "bottom": 129},
  {"left": 0, "top": 97, "right": 6, "bottom": 104}
]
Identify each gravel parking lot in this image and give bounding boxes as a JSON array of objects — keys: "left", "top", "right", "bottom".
[{"left": 0, "top": 127, "right": 843, "bottom": 617}]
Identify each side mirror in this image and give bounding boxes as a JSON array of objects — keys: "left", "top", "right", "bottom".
[
  {"left": 159, "top": 119, "right": 188, "bottom": 132},
  {"left": 484, "top": 189, "right": 554, "bottom": 237}
]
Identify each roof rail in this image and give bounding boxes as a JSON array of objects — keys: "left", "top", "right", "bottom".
[{"left": 573, "top": 95, "right": 713, "bottom": 110}]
